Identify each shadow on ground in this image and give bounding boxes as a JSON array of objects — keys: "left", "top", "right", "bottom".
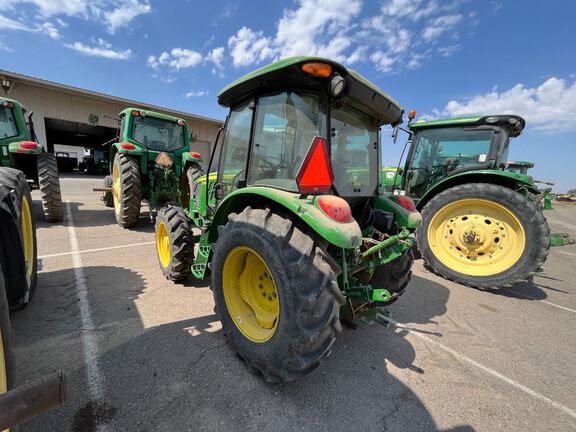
[{"left": 14, "top": 265, "right": 472, "bottom": 432}]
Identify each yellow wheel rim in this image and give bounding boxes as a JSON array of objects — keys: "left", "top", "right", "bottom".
[
  {"left": 156, "top": 221, "right": 171, "bottom": 269},
  {"left": 112, "top": 162, "right": 121, "bottom": 215},
  {"left": 21, "top": 195, "right": 34, "bottom": 280},
  {"left": 0, "top": 329, "right": 7, "bottom": 396},
  {"left": 223, "top": 246, "right": 280, "bottom": 343},
  {"left": 428, "top": 199, "right": 526, "bottom": 276}
]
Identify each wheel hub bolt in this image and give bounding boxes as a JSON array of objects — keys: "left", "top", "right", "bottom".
[
  {"left": 268, "top": 295, "right": 272, "bottom": 301},
  {"left": 262, "top": 292, "right": 266, "bottom": 297}
]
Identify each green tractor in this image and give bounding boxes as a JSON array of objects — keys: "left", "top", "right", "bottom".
[
  {"left": 0, "top": 97, "right": 63, "bottom": 222},
  {"left": 154, "top": 57, "right": 422, "bottom": 382},
  {"left": 101, "top": 108, "right": 202, "bottom": 227},
  {"left": 395, "top": 113, "right": 550, "bottom": 289}
]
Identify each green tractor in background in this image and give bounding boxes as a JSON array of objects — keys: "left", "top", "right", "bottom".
[
  {"left": 101, "top": 108, "right": 203, "bottom": 228},
  {"left": 154, "top": 57, "right": 422, "bottom": 382},
  {"left": 0, "top": 97, "right": 63, "bottom": 222},
  {"left": 394, "top": 113, "right": 550, "bottom": 289}
]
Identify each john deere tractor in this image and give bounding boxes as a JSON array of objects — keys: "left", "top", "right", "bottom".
[
  {"left": 154, "top": 57, "right": 422, "bottom": 382},
  {"left": 0, "top": 97, "right": 63, "bottom": 222},
  {"left": 395, "top": 113, "right": 550, "bottom": 289},
  {"left": 102, "top": 108, "right": 202, "bottom": 227}
]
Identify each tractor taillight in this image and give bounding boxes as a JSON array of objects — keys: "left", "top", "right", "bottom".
[
  {"left": 121, "top": 142, "right": 136, "bottom": 150},
  {"left": 394, "top": 195, "right": 416, "bottom": 211},
  {"left": 191, "top": 151, "right": 202, "bottom": 159},
  {"left": 19, "top": 141, "right": 37, "bottom": 150},
  {"left": 296, "top": 136, "right": 334, "bottom": 194},
  {"left": 317, "top": 195, "right": 352, "bottom": 223}
]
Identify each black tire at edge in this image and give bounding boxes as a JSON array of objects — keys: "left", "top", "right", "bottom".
[
  {"left": 37, "top": 152, "right": 64, "bottom": 222},
  {"left": 0, "top": 167, "right": 38, "bottom": 307}
]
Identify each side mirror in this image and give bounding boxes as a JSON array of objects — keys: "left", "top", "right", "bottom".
[{"left": 392, "top": 127, "right": 399, "bottom": 144}]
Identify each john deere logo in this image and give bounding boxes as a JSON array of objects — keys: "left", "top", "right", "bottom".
[{"left": 88, "top": 114, "right": 99, "bottom": 125}]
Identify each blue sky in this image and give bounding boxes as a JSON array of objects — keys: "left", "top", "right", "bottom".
[{"left": 0, "top": 0, "right": 575, "bottom": 191}]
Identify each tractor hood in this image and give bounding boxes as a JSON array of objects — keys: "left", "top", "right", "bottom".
[{"left": 218, "top": 57, "right": 404, "bottom": 126}]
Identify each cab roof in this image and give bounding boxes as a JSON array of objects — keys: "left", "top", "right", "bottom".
[
  {"left": 218, "top": 56, "right": 404, "bottom": 126},
  {"left": 410, "top": 115, "right": 526, "bottom": 137},
  {"left": 119, "top": 107, "right": 187, "bottom": 124},
  {"left": 0, "top": 96, "right": 25, "bottom": 111}
]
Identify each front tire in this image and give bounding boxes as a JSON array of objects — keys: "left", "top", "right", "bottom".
[
  {"left": 417, "top": 183, "right": 550, "bottom": 289},
  {"left": 0, "top": 168, "right": 38, "bottom": 307},
  {"left": 155, "top": 206, "right": 195, "bottom": 281},
  {"left": 212, "top": 207, "right": 344, "bottom": 383},
  {"left": 112, "top": 153, "right": 141, "bottom": 228},
  {"left": 37, "top": 152, "right": 64, "bottom": 222}
]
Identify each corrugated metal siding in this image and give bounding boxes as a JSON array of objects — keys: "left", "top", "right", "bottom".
[{"left": 7, "top": 79, "right": 222, "bottom": 154}]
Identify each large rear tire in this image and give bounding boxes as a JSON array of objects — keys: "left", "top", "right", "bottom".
[
  {"left": 212, "top": 207, "right": 344, "bottom": 383},
  {"left": 0, "top": 168, "right": 38, "bottom": 307},
  {"left": 37, "top": 152, "right": 64, "bottom": 222},
  {"left": 155, "top": 206, "right": 195, "bottom": 281},
  {"left": 112, "top": 153, "right": 141, "bottom": 228},
  {"left": 417, "top": 183, "right": 550, "bottom": 289}
]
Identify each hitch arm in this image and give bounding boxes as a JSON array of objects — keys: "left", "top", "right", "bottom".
[
  {"left": 361, "top": 228, "right": 411, "bottom": 259},
  {"left": 0, "top": 370, "right": 67, "bottom": 430}
]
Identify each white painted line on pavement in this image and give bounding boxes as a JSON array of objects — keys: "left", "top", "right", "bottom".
[
  {"left": 66, "top": 201, "right": 111, "bottom": 432},
  {"left": 502, "top": 288, "right": 576, "bottom": 314},
  {"left": 385, "top": 316, "right": 576, "bottom": 420},
  {"left": 39, "top": 241, "right": 155, "bottom": 259}
]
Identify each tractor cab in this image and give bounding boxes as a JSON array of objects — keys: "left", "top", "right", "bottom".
[
  {"left": 210, "top": 57, "right": 413, "bottom": 226},
  {"left": 403, "top": 115, "right": 526, "bottom": 199}
]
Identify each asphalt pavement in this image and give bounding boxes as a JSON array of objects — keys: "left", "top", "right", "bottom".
[{"left": 10, "top": 174, "right": 576, "bottom": 432}]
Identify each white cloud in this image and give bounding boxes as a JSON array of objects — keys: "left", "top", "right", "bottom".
[
  {"left": 147, "top": 48, "right": 203, "bottom": 70},
  {"left": 184, "top": 90, "right": 208, "bottom": 98},
  {"left": 103, "top": 0, "right": 151, "bottom": 33},
  {"left": 228, "top": 26, "right": 274, "bottom": 67},
  {"left": 422, "top": 14, "right": 462, "bottom": 42},
  {"left": 438, "top": 44, "right": 460, "bottom": 57},
  {"left": 225, "top": 0, "right": 472, "bottom": 73},
  {"left": 0, "top": 13, "right": 29, "bottom": 30},
  {"left": 41, "top": 22, "right": 60, "bottom": 39},
  {"left": 206, "top": 46, "right": 225, "bottom": 69},
  {"left": 228, "top": 0, "right": 362, "bottom": 68},
  {"left": 0, "top": 0, "right": 151, "bottom": 36},
  {"left": 0, "top": 40, "right": 12, "bottom": 52},
  {"left": 64, "top": 38, "right": 132, "bottom": 60},
  {"left": 425, "top": 77, "right": 576, "bottom": 132}
]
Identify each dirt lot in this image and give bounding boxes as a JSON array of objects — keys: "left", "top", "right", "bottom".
[{"left": 11, "top": 175, "right": 576, "bottom": 431}]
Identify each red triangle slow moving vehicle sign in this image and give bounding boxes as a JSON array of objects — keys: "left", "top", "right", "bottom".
[{"left": 296, "top": 136, "right": 334, "bottom": 194}]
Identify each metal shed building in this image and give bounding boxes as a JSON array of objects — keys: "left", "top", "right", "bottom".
[{"left": 0, "top": 69, "right": 222, "bottom": 169}]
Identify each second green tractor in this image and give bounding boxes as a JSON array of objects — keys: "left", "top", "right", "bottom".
[{"left": 102, "top": 108, "right": 203, "bottom": 227}]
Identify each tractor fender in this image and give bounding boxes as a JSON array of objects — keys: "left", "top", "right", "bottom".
[
  {"left": 181, "top": 151, "right": 203, "bottom": 171},
  {"left": 208, "top": 187, "right": 363, "bottom": 249},
  {"left": 416, "top": 170, "right": 540, "bottom": 210},
  {"left": 111, "top": 142, "right": 146, "bottom": 156},
  {"left": 375, "top": 194, "right": 422, "bottom": 229},
  {"left": 8, "top": 141, "right": 43, "bottom": 155},
  {"left": 111, "top": 143, "right": 147, "bottom": 174}
]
